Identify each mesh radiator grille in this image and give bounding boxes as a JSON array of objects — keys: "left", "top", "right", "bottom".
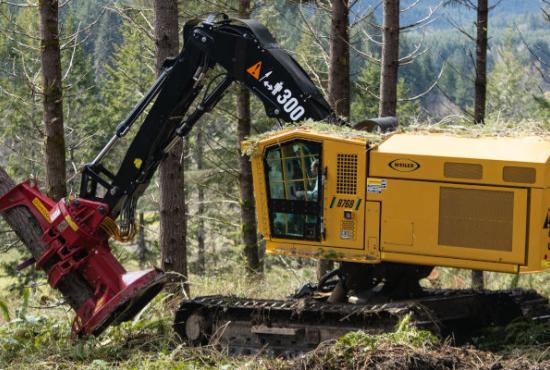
[
  {"left": 336, "top": 154, "right": 358, "bottom": 195},
  {"left": 438, "top": 187, "right": 514, "bottom": 251}
]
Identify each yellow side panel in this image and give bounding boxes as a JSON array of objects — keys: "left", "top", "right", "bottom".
[
  {"left": 322, "top": 140, "right": 367, "bottom": 250},
  {"left": 381, "top": 251, "right": 519, "bottom": 273},
  {"left": 522, "top": 189, "right": 550, "bottom": 272},
  {"left": 370, "top": 150, "right": 546, "bottom": 189},
  {"left": 368, "top": 179, "right": 528, "bottom": 265},
  {"left": 265, "top": 240, "right": 375, "bottom": 263}
]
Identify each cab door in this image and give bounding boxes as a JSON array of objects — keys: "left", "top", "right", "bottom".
[{"left": 264, "top": 140, "right": 323, "bottom": 241}]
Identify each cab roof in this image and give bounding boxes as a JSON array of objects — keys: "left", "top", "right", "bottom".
[{"left": 377, "top": 134, "right": 550, "bottom": 164}]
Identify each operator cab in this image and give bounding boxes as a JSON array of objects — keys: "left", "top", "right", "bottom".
[
  {"left": 248, "top": 128, "right": 369, "bottom": 259},
  {"left": 264, "top": 140, "right": 322, "bottom": 241}
]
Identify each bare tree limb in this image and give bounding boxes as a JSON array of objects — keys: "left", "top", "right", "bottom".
[
  {"left": 349, "top": 3, "right": 378, "bottom": 27},
  {"left": 58, "top": 6, "right": 107, "bottom": 42},
  {"left": 488, "top": 0, "right": 504, "bottom": 11},
  {"left": 435, "top": 84, "right": 474, "bottom": 118},
  {"left": 446, "top": 17, "right": 476, "bottom": 42},
  {"left": 361, "top": 28, "right": 383, "bottom": 46},
  {"left": 541, "top": 0, "right": 550, "bottom": 22},
  {"left": 444, "top": 56, "right": 475, "bottom": 83},
  {"left": 61, "top": 23, "right": 79, "bottom": 81},
  {"left": 444, "top": 0, "right": 476, "bottom": 10},
  {"left": 398, "top": 38, "right": 428, "bottom": 65},
  {"left": 0, "top": 0, "right": 36, "bottom": 8},
  {"left": 400, "top": 2, "right": 442, "bottom": 31},
  {"left": 514, "top": 23, "right": 549, "bottom": 83},
  {"left": 108, "top": 5, "right": 155, "bottom": 41},
  {"left": 298, "top": 0, "right": 329, "bottom": 59},
  {"left": 399, "top": 63, "right": 445, "bottom": 101},
  {"left": 401, "top": 0, "right": 421, "bottom": 12}
]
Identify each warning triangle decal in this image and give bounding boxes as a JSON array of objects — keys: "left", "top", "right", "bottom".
[{"left": 246, "top": 61, "right": 262, "bottom": 80}]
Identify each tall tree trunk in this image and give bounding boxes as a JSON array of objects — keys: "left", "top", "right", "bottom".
[
  {"left": 154, "top": 0, "right": 188, "bottom": 292},
  {"left": 317, "top": 0, "right": 351, "bottom": 279},
  {"left": 471, "top": 0, "right": 488, "bottom": 288},
  {"left": 196, "top": 129, "right": 206, "bottom": 275},
  {"left": 138, "top": 211, "right": 146, "bottom": 269},
  {"left": 0, "top": 167, "right": 92, "bottom": 310},
  {"left": 39, "top": 0, "right": 66, "bottom": 201},
  {"left": 328, "top": 0, "right": 350, "bottom": 119},
  {"left": 471, "top": 269, "right": 484, "bottom": 289},
  {"left": 474, "top": 0, "right": 488, "bottom": 124},
  {"left": 379, "top": 0, "right": 400, "bottom": 117},
  {"left": 238, "top": 0, "right": 262, "bottom": 275}
]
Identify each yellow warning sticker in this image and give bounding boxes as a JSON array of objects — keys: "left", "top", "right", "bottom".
[
  {"left": 32, "top": 197, "right": 51, "bottom": 223},
  {"left": 134, "top": 158, "right": 143, "bottom": 169},
  {"left": 64, "top": 215, "right": 79, "bottom": 231},
  {"left": 246, "top": 61, "right": 262, "bottom": 80}
]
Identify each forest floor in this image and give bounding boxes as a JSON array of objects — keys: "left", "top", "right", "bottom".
[{"left": 1, "top": 258, "right": 550, "bottom": 369}]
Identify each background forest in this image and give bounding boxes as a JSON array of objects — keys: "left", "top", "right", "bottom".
[
  {"left": 1, "top": 0, "right": 548, "bottom": 273},
  {"left": 0, "top": 0, "right": 549, "bottom": 369}
]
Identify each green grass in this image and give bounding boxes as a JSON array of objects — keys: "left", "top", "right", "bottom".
[
  {"left": 0, "top": 260, "right": 317, "bottom": 369},
  {"left": 2, "top": 261, "right": 550, "bottom": 369},
  {"left": 3, "top": 244, "right": 550, "bottom": 368}
]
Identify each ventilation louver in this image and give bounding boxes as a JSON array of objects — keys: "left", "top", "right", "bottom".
[{"left": 336, "top": 154, "right": 358, "bottom": 195}]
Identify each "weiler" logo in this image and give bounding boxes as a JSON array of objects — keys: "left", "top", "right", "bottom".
[{"left": 388, "top": 159, "right": 420, "bottom": 172}]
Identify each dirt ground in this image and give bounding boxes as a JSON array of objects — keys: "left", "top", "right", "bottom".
[{"left": 281, "top": 342, "right": 550, "bottom": 370}]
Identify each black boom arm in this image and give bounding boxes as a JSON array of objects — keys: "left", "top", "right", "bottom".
[{"left": 79, "top": 13, "right": 335, "bottom": 222}]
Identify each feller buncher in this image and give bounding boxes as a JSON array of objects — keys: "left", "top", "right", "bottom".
[{"left": 0, "top": 13, "right": 549, "bottom": 356}]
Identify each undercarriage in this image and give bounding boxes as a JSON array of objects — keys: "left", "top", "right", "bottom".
[{"left": 174, "top": 263, "right": 550, "bottom": 357}]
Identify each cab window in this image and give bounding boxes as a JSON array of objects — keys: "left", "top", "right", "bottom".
[{"left": 265, "top": 140, "right": 322, "bottom": 240}]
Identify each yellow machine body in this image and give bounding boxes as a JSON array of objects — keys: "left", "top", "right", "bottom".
[{"left": 246, "top": 128, "right": 550, "bottom": 274}]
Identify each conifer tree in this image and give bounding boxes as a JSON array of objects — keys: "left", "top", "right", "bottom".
[
  {"left": 237, "top": 0, "right": 263, "bottom": 275},
  {"left": 154, "top": 0, "right": 189, "bottom": 291},
  {"left": 40, "top": 0, "right": 66, "bottom": 200}
]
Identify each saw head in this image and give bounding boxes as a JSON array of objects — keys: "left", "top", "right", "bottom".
[{"left": 0, "top": 181, "right": 167, "bottom": 337}]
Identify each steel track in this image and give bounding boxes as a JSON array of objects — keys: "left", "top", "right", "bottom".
[{"left": 174, "top": 288, "right": 550, "bottom": 357}]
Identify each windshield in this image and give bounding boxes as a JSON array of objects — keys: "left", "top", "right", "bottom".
[{"left": 264, "top": 140, "right": 322, "bottom": 240}]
